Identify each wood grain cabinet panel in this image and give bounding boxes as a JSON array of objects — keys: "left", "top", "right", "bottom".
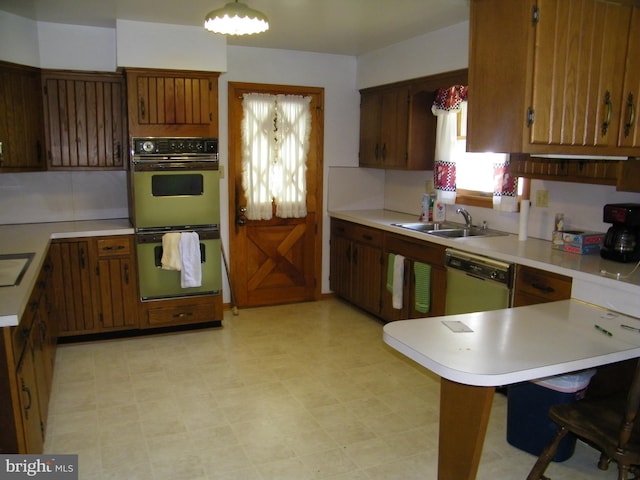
[
  {"left": 381, "top": 233, "right": 447, "bottom": 322},
  {"left": 359, "top": 69, "right": 468, "bottom": 170},
  {"left": 126, "top": 68, "right": 219, "bottom": 137},
  {"left": 0, "top": 61, "right": 45, "bottom": 171},
  {"left": 42, "top": 70, "right": 126, "bottom": 169},
  {"left": 513, "top": 264, "right": 572, "bottom": 307},
  {"left": 329, "top": 219, "right": 384, "bottom": 316},
  {"left": 51, "top": 235, "right": 139, "bottom": 336},
  {"left": 468, "top": 0, "right": 640, "bottom": 157},
  {"left": 1, "top": 254, "right": 56, "bottom": 454}
]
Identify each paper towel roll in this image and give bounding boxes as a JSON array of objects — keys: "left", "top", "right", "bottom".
[{"left": 519, "top": 200, "right": 530, "bottom": 241}]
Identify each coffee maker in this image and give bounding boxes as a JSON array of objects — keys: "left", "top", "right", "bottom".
[{"left": 600, "top": 203, "right": 640, "bottom": 263}]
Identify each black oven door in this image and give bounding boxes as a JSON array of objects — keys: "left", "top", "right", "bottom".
[{"left": 136, "top": 229, "right": 221, "bottom": 300}]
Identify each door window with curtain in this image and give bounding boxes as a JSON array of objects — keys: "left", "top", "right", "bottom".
[{"left": 241, "top": 93, "right": 311, "bottom": 220}]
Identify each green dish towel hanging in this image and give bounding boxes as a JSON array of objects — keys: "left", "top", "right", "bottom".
[
  {"left": 386, "top": 253, "right": 395, "bottom": 293},
  {"left": 414, "top": 262, "right": 431, "bottom": 314}
]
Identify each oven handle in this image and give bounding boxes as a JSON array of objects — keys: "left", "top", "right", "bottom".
[
  {"left": 137, "top": 229, "right": 220, "bottom": 243},
  {"left": 133, "top": 160, "right": 219, "bottom": 171}
]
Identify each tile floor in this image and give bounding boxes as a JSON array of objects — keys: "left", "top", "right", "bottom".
[{"left": 44, "top": 298, "right": 620, "bottom": 479}]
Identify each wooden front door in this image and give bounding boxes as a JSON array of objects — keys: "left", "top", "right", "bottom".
[{"left": 228, "top": 82, "right": 324, "bottom": 307}]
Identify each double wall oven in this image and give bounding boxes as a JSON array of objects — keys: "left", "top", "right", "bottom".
[{"left": 130, "top": 137, "right": 221, "bottom": 301}]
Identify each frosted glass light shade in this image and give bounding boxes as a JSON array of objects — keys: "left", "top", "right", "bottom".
[{"left": 204, "top": 1, "right": 269, "bottom": 35}]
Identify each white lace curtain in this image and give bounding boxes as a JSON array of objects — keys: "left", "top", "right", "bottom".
[
  {"left": 241, "top": 93, "right": 311, "bottom": 220},
  {"left": 432, "top": 85, "right": 518, "bottom": 212}
]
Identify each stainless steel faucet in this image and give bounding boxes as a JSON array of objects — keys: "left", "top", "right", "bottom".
[{"left": 456, "top": 208, "right": 473, "bottom": 228}]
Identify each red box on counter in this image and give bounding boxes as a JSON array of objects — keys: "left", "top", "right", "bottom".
[{"left": 551, "top": 230, "right": 604, "bottom": 255}]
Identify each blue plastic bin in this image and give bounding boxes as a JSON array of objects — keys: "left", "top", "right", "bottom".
[{"left": 506, "top": 370, "right": 596, "bottom": 462}]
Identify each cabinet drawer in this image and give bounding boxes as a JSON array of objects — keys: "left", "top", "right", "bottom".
[
  {"left": 96, "top": 236, "right": 131, "bottom": 257},
  {"left": 146, "top": 301, "right": 215, "bottom": 327},
  {"left": 384, "top": 232, "right": 446, "bottom": 267},
  {"left": 515, "top": 265, "right": 572, "bottom": 303},
  {"left": 331, "top": 219, "right": 383, "bottom": 247}
]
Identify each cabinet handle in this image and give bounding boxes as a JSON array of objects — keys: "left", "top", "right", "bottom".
[
  {"left": 173, "top": 312, "right": 193, "bottom": 318},
  {"left": 625, "top": 93, "right": 636, "bottom": 138},
  {"left": 601, "top": 90, "right": 612, "bottom": 136},
  {"left": 381, "top": 143, "right": 387, "bottom": 160},
  {"left": 362, "top": 234, "right": 373, "bottom": 241},
  {"left": 80, "top": 248, "right": 86, "bottom": 269},
  {"left": 374, "top": 144, "right": 379, "bottom": 160},
  {"left": 0, "top": 141, "right": 3, "bottom": 167},
  {"left": 531, "top": 282, "right": 554, "bottom": 294},
  {"left": 115, "top": 143, "right": 121, "bottom": 161},
  {"left": 124, "top": 263, "right": 129, "bottom": 284},
  {"left": 102, "top": 245, "right": 125, "bottom": 251},
  {"left": 21, "top": 380, "right": 32, "bottom": 417},
  {"left": 139, "top": 97, "right": 146, "bottom": 119}
]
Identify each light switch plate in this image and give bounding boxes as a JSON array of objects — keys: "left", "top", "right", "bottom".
[{"left": 536, "top": 189, "right": 549, "bottom": 207}]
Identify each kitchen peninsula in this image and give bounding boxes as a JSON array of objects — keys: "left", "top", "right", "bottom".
[{"left": 384, "top": 300, "right": 640, "bottom": 480}]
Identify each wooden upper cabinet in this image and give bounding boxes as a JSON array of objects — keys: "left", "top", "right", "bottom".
[
  {"left": 42, "top": 70, "right": 127, "bottom": 170},
  {"left": 619, "top": 7, "right": 640, "bottom": 149},
  {"left": 126, "top": 68, "right": 219, "bottom": 137},
  {"left": 359, "top": 87, "right": 410, "bottom": 169},
  {"left": 359, "top": 69, "right": 467, "bottom": 170},
  {"left": 467, "top": 0, "right": 640, "bottom": 157},
  {"left": 0, "top": 61, "right": 45, "bottom": 171}
]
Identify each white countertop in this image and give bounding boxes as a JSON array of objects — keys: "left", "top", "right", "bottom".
[
  {"left": 383, "top": 299, "right": 640, "bottom": 386},
  {"left": 329, "top": 209, "right": 640, "bottom": 318},
  {"left": 0, "top": 219, "right": 133, "bottom": 327}
]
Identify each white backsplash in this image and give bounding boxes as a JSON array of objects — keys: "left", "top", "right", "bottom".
[
  {"left": 329, "top": 167, "right": 640, "bottom": 241},
  {"left": 0, "top": 171, "right": 129, "bottom": 225}
]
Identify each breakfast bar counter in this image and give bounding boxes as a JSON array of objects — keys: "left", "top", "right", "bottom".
[{"left": 383, "top": 299, "right": 640, "bottom": 480}]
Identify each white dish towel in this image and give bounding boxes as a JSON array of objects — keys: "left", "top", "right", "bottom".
[
  {"left": 179, "top": 232, "right": 202, "bottom": 288},
  {"left": 392, "top": 254, "right": 405, "bottom": 309},
  {"left": 161, "top": 233, "right": 182, "bottom": 271}
]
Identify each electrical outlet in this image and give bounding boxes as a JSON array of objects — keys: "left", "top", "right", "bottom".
[{"left": 535, "top": 189, "right": 549, "bottom": 207}]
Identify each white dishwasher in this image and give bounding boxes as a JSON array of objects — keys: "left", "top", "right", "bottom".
[{"left": 444, "top": 248, "right": 514, "bottom": 315}]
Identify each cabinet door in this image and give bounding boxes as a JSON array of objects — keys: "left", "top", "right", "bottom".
[
  {"left": 96, "top": 236, "right": 138, "bottom": 330},
  {"left": 42, "top": 71, "right": 126, "bottom": 169},
  {"left": 0, "top": 62, "right": 45, "bottom": 171},
  {"left": 359, "top": 91, "right": 383, "bottom": 167},
  {"left": 530, "top": 0, "right": 630, "bottom": 149},
  {"left": 126, "top": 68, "right": 219, "bottom": 137},
  {"left": 380, "top": 88, "right": 410, "bottom": 169},
  {"left": 351, "top": 241, "right": 383, "bottom": 315},
  {"left": 16, "top": 345, "right": 44, "bottom": 454},
  {"left": 619, "top": 7, "right": 640, "bottom": 148},
  {"left": 49, "top": 240, "right": 99, "bottom": 336},
  {"left": 329, "top": 232, "right": 352, "bottom": 298}
]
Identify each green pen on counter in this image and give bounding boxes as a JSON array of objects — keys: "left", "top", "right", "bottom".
[{"left": 595, "top": 324, "right": 613, "bottom": 337}]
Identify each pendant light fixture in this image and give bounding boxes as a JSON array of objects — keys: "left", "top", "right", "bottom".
[{"left": 204, "top": 0, "right": 269, "bottom": 36}]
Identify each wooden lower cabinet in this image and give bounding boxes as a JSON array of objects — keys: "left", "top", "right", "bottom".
[
  {"left": 329, "top": 219, "right": 384, "bottom": 316},
  {"left": 0, "top": 254, "right": 56, "bottom": 454},
  {"left": 329, "top": 219, "right": 447, "bottom": 321},
  {"left": 381, "top": 233, "right": 447, "bottom": 321},
  {"left": 51, "top": 235, "right": 138, "bottom": 336},
  {"left": 513, "top": 264, "right": 572, "bottom": 307}
]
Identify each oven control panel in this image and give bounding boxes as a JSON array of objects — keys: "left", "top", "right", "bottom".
[{"left": 132, "top": 137, "right": 218, "bottom": 156}]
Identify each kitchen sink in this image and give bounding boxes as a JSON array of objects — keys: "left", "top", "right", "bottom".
[
  {"left": 0, "top": 253, "right": 34, "bottom": 287},
  {"left": 391, "top": 222, "right": 460, "bottom": 233},
  {"left": 392, "top": 222, "right": 508, "bottom": 239}
]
